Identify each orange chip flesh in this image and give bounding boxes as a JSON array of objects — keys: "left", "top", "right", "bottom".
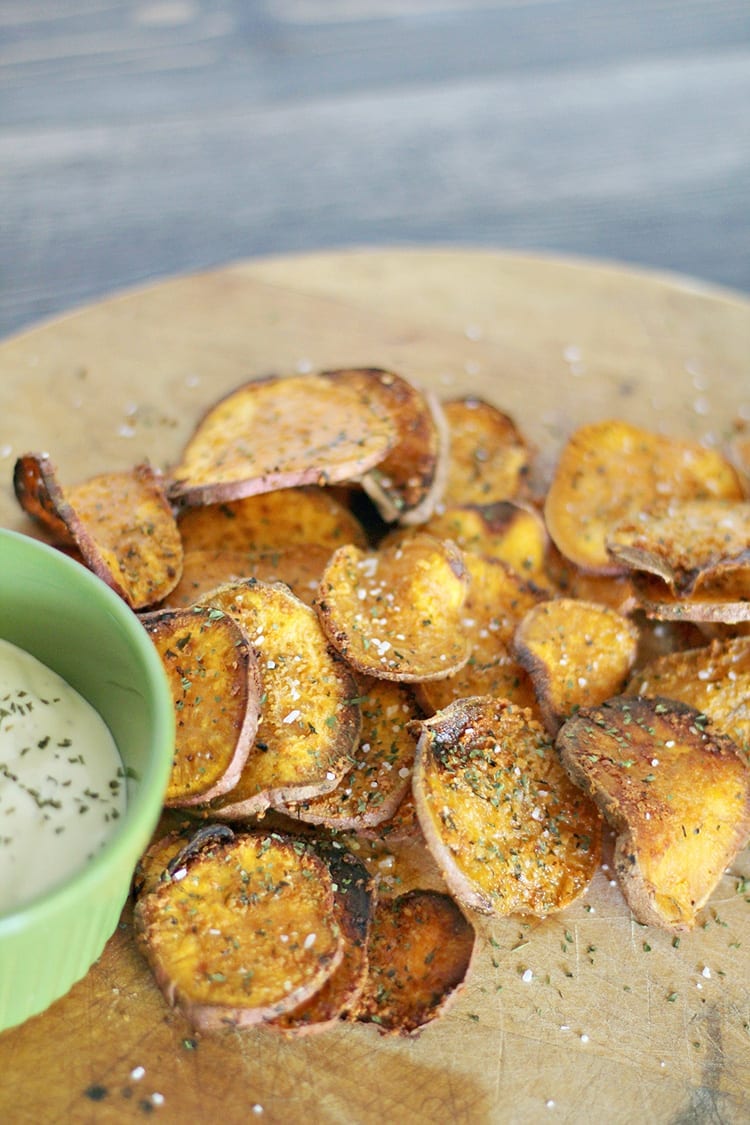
[
  {"left": 177, "top": 487, "right": 368, "bottom": 555},
  {"left": 316, "top": 535, "right": 471, "bottom": 682},
  {"left": 164, "top": 544, "right": 332, "bottom": 609},
  {"left": 442, "top": 397, "right": 530, "bottom": 505},
  {"left": 513, "top": 598, "right": 639, "bottom": 735},
  {"left": 355, "top": 889, "right": 476, "bottom": 1035},
  {"left": 544, "top": 420, "right": 743, "bottom": 574},
  {"left": 134, "top": 831, "right": 344, "bottom": 1030},
  {"left": 545, "top": 545, "right": 636, "bottom": 613},
  {"left": 323, "top": 368, "right": 449, "bottom": 525},
  {"left": 282, "top": 677, "right": 420, "bottom": 830},
  {"left": 141, "top": 608, "right": 261, "bottom": 806},
  {"left": 13, "top": 455, "right": 183, "bottom": 608},
  {"left": 557, "top": 696, "right": 750, "bottom": 932},
  {"left": 626, "top": 636, "right": 750, "bottom": 764},
  {"left": 169, "top": 373, "right": 396, "bottom": 507},
  {"left": 606, "top": 500, "right": 750, "bottom": 595},
  {"left": 199, "top": 580, "right": 361, "bottom": 816},
  {"left": 414, "top": 552, "right": 543, "bottom": 716},
  {"left": 411, "top": 697, "right": 602, "bottom": 917},
  {"left": 271, "top": 844, "right": 374, "bottom": 1034},
  {"left": 407, "top": 501, "right": 548, "bottom": 580}
]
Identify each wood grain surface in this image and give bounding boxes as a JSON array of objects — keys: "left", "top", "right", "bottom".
[{"left": 0, "top": 249, "right": 749, "bottom": 1124}]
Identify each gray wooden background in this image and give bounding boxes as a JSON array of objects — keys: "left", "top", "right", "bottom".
[{"left": 2, "top": 0, "right": 749, "bottom": 339}]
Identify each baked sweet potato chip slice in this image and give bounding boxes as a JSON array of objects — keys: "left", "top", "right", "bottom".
[
  {"left": 544, "top": 420, "right": 743, "bottom": 574},
  {"left": 13, "top": 454, "right": 183, "bottom": 608},
  {"left": 414, "top": 552, "right": 542, "bottom": 716},
  {"left": 177, "top": 487, "right": 368, "bottom": 555},
  {"left": 545, "top": 545, "right": 635, "bottom": 613},
  {"left": 355, "top": 889, "right": 475, "bottom": 1035},
  {"left": 606, "top": 500, "right": 750, "bottom": 596},
  {"left": 164, "top": 544, "right": 333, "bottom": 609},
  {"left": 141, "top": 607, "right": 261, "bottom": 806},
  {"left": 513, "top": 598, "right": 639, "bottom": 735},
  {"left": 271, "top": 843, "right": 374, "bottom": 1034},
  {"left": 626, "top": 636, "right": 750, "bottom": 764},
  {"left": 631, "top": 570, "right": 750, "bottom": 624},
  {"left": 323, "top": 368, "right": 449, "bottom": 525},
  {"left": 556, "top": 695, "right": 750, "bottom": 931},
  {"left": 411, "top": 697, "right": 602, "bottom": 916},
  {"left": 405, "top": 501, "right": 548, "bottom": 580},
  {"left": 199, "top": 579, "right": 360, "bottom": 816},
  {"left": 282, "top": 677, "right": 419, "bottom": 830},
  {"left": 169, "top": 373, "right": 396, "bottom": 507},
  {"left": 134, "top": 830, "right": 344, "bottom": 1030},
  {"left": 442, "top": 397, "right": 530, "bottom": 504},
  {"left": 316, "top": 534, "right": 471, "bottom": 681}
]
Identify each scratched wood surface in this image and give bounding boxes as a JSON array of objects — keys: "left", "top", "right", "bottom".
[
  {"left": 0, "top": 250, "right": 749, "bottom": 1124},
  {"left": 1, "top": 0, "right": 750, "bottom": 341}
]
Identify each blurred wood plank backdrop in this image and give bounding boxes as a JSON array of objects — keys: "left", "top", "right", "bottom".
[{"left": 1, "top": 0, "right": 749, "bottom": 338}]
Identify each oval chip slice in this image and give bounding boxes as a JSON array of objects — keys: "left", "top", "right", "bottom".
[
  {"left": 134, "top": 831, "right": 344, "bottom": 1030},
  {"left": 513, "top": 598, "right": 639, "bottom": 735},
  {"left": 316, "top": 535, "right": 472, "bottom": 681},
  {"left": 141, "top": 607, "right": 262, "bottom": 806},
  {"left": 442, "top": 396, "right": 530, "bottom": 505},
  {"left": 199, "top": 579, "right": 361, "bottom": 816},
  {"left": 544, "top": 420, "right": 743, "bottom": 574},
  {"left": 168, "top": 373, "right": 396, "bottom": 507},
  {"left": 557, "top": 695, "right": 750, "bottom": 932},
  {"left": 354, "top": 889, "right": 476, "bottom": 1035},
  {"left": 411, "top": 697, "right": 602, "bottom": 917},
  {"left": 323, "top": 368, "right": 449, "bottom": 525},
  {"left": 14, "top": 454, "right": 183, "bottom": 608}
]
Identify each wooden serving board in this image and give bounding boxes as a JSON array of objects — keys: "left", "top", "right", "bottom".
[{"left": 1, "top": 249, "right": 749, "bottom": 1124}]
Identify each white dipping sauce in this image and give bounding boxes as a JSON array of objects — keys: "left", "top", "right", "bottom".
[{"left": 0, "top": 638, "right": 127, "bottom": 913}]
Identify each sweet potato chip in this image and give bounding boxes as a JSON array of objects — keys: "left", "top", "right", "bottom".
[
  {"left": 282, "top": 677, "right": 420, "bottom": 830},
  {"left": 513, "top": 598, "right": 639, "bottom": 735},
  {"left": 626, "top": 636, "right": 750, "bottom": 764},
  {"left": 199, "top": 579, "right": 360, "bottom": 815},
  {"left": 556, "top": 695, "right": 750, "bottom": 931},
  {"left": 355, "top": 889, "right": 475, "bottom": 1035},
  {"left": 545, "top": 545, "right": 636, "bottom": 613},
  {"left": 323, "top": 368, "right": 449, "bottom": 525},
  {"left": 13, "top": 454, "right": 183, "bottom": 608},
  {"left": 141, "top": 607, "right": 261, "bottom": 806},
  {"left": 169, "top": 373, "right": 396, "bottom": 507},
  {"left": 414, "top": 552, "right": 543, "bottom": 715},
  {"left": 405, "top": 501, "right": 548, "bottom": 580},
  {"left": 177, "top": 487, "right": 368, "bottom": 555},
  {"left": 631, "top": 570, "right": 750, "bottom": 624},
  {"left": 316, "top": 534, "right": 471, "bottom": 681},
  {"left": 544, "top": 420, "right": 743, "bottom": 574},
  {"left": 442, "top": 397, "right": 530, "bottom": 504},
  {"left": 271, "top": 843, "right": 374, "bottom": 1034},
  {"left": 727, "top": 422, "right": 750, "bottom": 498},
  {"left": 165, "top": 544, "right": 332, "bottom": 609},
  {"left": 134, "top": 830, "right": 344, "bottom": 1030},
  {"left": 411, "top": 697, "right": 602, "bottom": 916},
  {"left": 606, "top": 500, "right": 750, "bottom": 596}
]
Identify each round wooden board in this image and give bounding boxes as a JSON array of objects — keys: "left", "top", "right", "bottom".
[{"left": 1, "top": 249, "right": 749, "bottom": 1124}]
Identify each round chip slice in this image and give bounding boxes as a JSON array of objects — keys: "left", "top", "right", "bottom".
[
  {"left": 442, "top": 396, "right": 530, "bottom": 505},
  {"left": 134, "top": 831, "right": 344, "bottom": 1030},
  {"left": 544, "top": 420, "right": 743, "bottom": 574},
  {"left": 316, "top": 534, "right": 471, "bottom": 681},
  {"left": 141, "top": 607, "right": 261, "bottom": 805},
  {"left": 411, "top": 697, "right": 602, "bottom": 917},
  {"left": 168, "top": 373, "right": 396, "bottom": 506}
]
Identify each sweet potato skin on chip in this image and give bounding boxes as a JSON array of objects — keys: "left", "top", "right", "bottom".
[
  {"left": 355, "top": 889, "right": 476, "bottom": 1035},
  {"left": 316, "top": 535, "right": 472, "bottom": 681},
  {"left": 411, "top": 697, "right": 602, "bottom": 917},
  {"left": 513, "top": 597, "right": 639, "bottom": 735},
  {"left": 134, "top": 831, "right": 344, "bottom": 1030},
  {"left": 141, "top": 607, "right": 262, "bottom": 806},
  {"left": 544, "top": 420, "right": 743, "bottom": 574},
  {"left": 198, "top": 579, "right": 361, "bottom": 815},
  {"left": 556, "top": 695, "right": 750, "bottom": 932},
  {"left": 14, "top": 454, "right": 183, "bottom": 608},
  {"left": 168, "top": 373, "right": 396, "bottom": 506}
]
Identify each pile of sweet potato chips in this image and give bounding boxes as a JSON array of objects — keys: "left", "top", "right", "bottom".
[{"left": 13, "top": 367, "right": 750, "bottom": 1035}]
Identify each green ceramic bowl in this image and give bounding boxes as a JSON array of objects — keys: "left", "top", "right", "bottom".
[{"left": 0, "top": 529, "right": 174, "bottom": 1033}]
